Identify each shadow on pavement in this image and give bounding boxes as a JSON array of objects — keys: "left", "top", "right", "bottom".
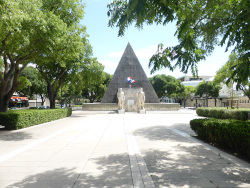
[
  {"left": 7, "top": 153, "right": 133, "bottom": 188},
  {"left": 134, "top": 125, "right": 188, "bottom": 141},
  {"left": 141, "top": 149, "right": 250, "bottom": 188},
  {"left": 133, "top": 125, "right": 250, "bottom": 187},
  {"left": 0, "top": 132, "right": 33, "bottom": 141}
]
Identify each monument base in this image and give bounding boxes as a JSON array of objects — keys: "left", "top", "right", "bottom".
[
  {"left": 139, "top": 109, "right": 146, "bottom": 114},
  {"left": 118, "top": 109, "right": 125, "bottom": 114},
  {"left": 82, "top": 103, "right": 180, "bottom": 111}
]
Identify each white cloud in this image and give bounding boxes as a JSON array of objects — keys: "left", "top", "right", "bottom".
[
  {"left": 134, "top": 45, "right": 158, "bottom": 60},
  {"left": 108, "top": 50, "right": 124, "bottom": 58},
  {"left": 99, "top": 59, "right": 118, "bottom": 75}
]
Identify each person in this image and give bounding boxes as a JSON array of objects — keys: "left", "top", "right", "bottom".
[
  {"left": 117, "top": 88, "right": 125, "bottom": 110},
  {"left": 138, "top": 88, "right": 145, "bottom": 110}
]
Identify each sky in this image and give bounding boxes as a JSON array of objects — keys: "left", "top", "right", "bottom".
[{"left": 81, "top": 0, "right": 232, "bottom": 79}]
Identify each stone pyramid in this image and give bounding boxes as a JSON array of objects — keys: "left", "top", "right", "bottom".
[{"left": 101, "top": 43, "right": 159, "bottom": 103}]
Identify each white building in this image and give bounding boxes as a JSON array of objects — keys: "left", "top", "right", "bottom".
[{"left": 177, "top": 75, "right": 247, "bottom": 107}]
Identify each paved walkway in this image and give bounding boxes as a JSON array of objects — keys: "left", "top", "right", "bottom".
[{"left": 0, "top": 110, "right": 249, "bottom": 188}]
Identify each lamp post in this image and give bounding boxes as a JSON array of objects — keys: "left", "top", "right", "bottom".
[
  {"left": 165, "top": 90, "right": 167, "bottom": 103},
  {"left": 61, "top": 86, "right": 63, "bottom": 108},
  {"left": 232, "top": 83, "right": 234, "bottom": 100},
  {"left": 206, "top": 80, "right": 209, "bottom": 107}
]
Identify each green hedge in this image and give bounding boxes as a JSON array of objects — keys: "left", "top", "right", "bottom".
[
  {"left": 0, "top": 108, "right": 72, "bottom": 130},
  {"left": 196, "top": 107, "right": 250, "bottom": 121},
  {"left": 190, "top": 118, "right": 250, "bottom": 158}
]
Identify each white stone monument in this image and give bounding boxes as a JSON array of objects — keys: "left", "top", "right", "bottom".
[
  {"left": 117, "top": 88, "right": 125, "bottom": 114},
  {"left": 138, "top": 88, "right": 146, "bottom": 114}
]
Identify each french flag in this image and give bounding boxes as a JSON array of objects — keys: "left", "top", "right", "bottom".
[{"left": 127, "top": 77, "right": 136, "bottom": 83}]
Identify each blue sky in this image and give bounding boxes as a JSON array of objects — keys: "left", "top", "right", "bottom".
[{"left": 81, "top": 0, "right": 232, "bottom": 78}]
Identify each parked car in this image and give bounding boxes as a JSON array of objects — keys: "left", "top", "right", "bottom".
[
  {"left": 57, "top": 104, "right": 67, "bottom": 108},
  {"left": 38, "top": 106, "right": 50, "bottom": 109}
]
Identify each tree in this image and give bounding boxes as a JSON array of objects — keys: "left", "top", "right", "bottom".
[
  {"left": 34, "top": 0, "right": 86, "bottom": 109},
  {"left": 195, "top": 81, "right": 221, "bottom": 107},
  {"left": 214, "top": 53, "right": 250, "bottom": 100},
  {"left": 80, "top": 60, "right": 109, "bottom": 103},
  {"left": 107, "top": 0, "right": 250, "bottom": 82},
  {"left": 0, "top": 0, "right": 85, "bottom": 112},
  {"left": 149, "top": 74, "right": 184, "bottom": 98},
  {"left": 17, "top": 67, "right": 47, "bottom": 100},
  {"left": 174, "top": 86, "right": 195, "bottom": 108}
]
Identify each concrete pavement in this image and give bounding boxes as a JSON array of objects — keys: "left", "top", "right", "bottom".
[{"left": 0, "top": 110, "right": 249, "bottom": 188}]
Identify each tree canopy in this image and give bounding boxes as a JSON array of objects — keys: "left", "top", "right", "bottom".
[
  {"left": 174, "top": 85, "right": 195, "bottom": 108},
  {"left": 0, "top": 0, "right": 86, "bottom": 112},
  {"left": 107, "top": 0, "right": 250, "bottom": 82},
  {"left": 149, "top": 74, "right": 184, "bottom": 98},
  {"left": 80, "top": 59, "right": 110, "bottom": 103},
  {"left": 214, "top": 53, "right": 250, "bottom": 99},
  {"left": 195, "top": 81, "right": 221, "bottom": 98},
  {"left": 17, "top": 66, "right": 46, "bottom": 99}
]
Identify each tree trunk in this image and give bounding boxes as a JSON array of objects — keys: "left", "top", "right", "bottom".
[
  {"left": 40, "top": 94, "right": 45, "bottom": 105},
  {"left": 37, "top": 66, "right": 66, "bottom": 109},
  {"left": 0, "top": 97, "right": 9, "bottom": 112},
  {"left": 0, "top": 75, "right": 20, "bottom": 112},
  {"left": 50, "top": 98, "right": 56, "bottom": 109},
  {"left": 47, "top": 84, "right": 58, "bottom": 109}
]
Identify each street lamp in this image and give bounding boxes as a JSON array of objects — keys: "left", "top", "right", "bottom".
[
  {"left": 165, "top": 90, "right": 167, "bottom": 103},
  {"left": 206, "top": 80, "right": 209, "bottom": 107}
]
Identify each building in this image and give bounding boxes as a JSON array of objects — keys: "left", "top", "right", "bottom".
[{"left": 178, "top": 75, "right": 248, "bottom": 108}]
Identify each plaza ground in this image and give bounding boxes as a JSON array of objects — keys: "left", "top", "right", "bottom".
[{"left": 0, "top": 110, "right": 249, "bottom": 188}]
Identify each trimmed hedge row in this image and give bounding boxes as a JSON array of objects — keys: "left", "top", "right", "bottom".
[
  {"left": 0, "top": 108, "right": 72, "bottom": 130},
  {"left": 196, "top": 107, "right": 250, "bottom": 121},
  {"left": 190, "top": 118, "right": 250, "bottom": 158}
]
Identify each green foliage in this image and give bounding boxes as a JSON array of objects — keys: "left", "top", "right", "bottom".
[
  {"left": 149, "top": 74, "right": 184, "bottom": 98},
  {"left": 196, "top": 107, "right": 250, "bottom": 121},
  {"left": 81, "top": 64, "right": 111, "bottom": 103},
  {"left": 190, "top": 118, "right": 250, "bottom": 158},
  {"left": 214, "top": 53, "right": 250, "bottom": 99},
  {"left": 174, "top": 85, "right": 195, "bottom": 107},
  {"left": 18, "top": 76, "right": 32, "bottom": 92},
  {"left": 107, "top": 0, "right": 250, "bottom": 81},
  {"left": 0, "top": 108, "right": 72, "bottom": 130},
  {"left": 0, "top": 0, "right": 86, "bottom": 112},
  {"left": 17, "top": 66, "right": 47, "bottom": 98},
  {"left": 195, "top": 81, "right": 221, "bottom": 98}
]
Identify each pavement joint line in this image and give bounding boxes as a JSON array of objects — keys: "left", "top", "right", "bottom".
[
  {"left": 0, "top": 125, "right": 74, "bottom": 164},
  {"left": 124, "top": 118, "right": 156, "bottom": 188},
  {"left": 0, "top": 115, "right": 103, "bottom": 165},
  {"left": 169, "top": 128, "right": 250, "bottom": 170},
  {"left": 74, "top": 116, "right": 114, "bottom": 186}
]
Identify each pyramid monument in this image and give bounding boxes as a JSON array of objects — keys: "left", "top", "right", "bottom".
[{"left": 101, "top": 43, "right": 159, "bottom": 103}]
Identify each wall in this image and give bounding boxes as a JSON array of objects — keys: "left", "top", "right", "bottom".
[
  {"left": 184, "top": 97, "right": 250, "bottom": 108},
  {"left": 82, "top": 103, "right": 118, "bottom": 111},
  {"left": 29, "top": 99, "right": 50, "bottom": 107},
  {"left": 82, "top": 103, "right": 180, "bottom": 111}
]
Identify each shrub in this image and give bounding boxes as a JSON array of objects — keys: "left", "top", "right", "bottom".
[
  {"left": 0, "top": 108, "right": 72, "bottom": 130},
  {"left": 196, "top": 107, "right": 250, "bottom": 121},
  {"left": 190, "top": 118, "right": 250, "bottom": 158}
]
